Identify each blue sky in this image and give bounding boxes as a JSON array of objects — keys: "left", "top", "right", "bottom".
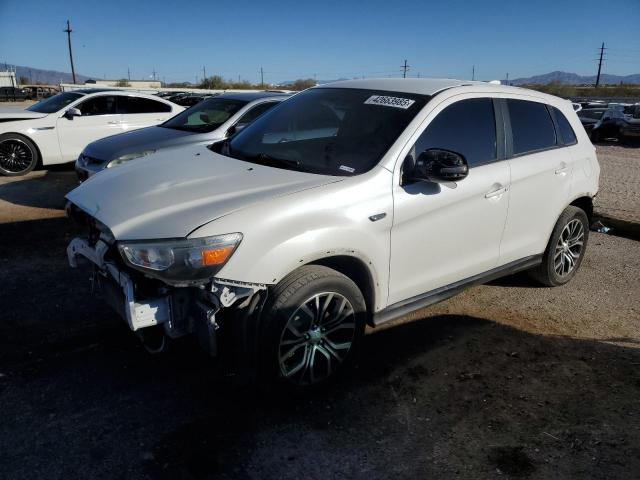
[{"left": 1, "top": 0, "right": 638, "bottom": 84}]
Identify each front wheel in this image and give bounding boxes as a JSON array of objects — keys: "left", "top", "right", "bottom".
[
  {"left": 0, "top": 134, "right": 39, "bottom": 176},
  {"left": 259, "top": 265, "right": 366, "bottom": 388},
  {"left": 530, "top": 206, "right": 589, "bottom": 287}
]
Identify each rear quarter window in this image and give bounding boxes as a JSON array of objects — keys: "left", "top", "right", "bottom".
[
  {"left": 508, "top": 99, "right": 557, "bottom": 155},
  {"left": 552, "top": 107, "right": 577, "bottom": 145}
]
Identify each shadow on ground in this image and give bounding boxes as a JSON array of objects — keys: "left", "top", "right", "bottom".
[
  {"left": 0, "top": 169, "right": 77, "bottom": 211},
  {"left": 1, "top": 214, "right": 639, "bottom": 480}
]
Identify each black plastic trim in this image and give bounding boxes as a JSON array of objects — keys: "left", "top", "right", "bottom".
[{"left": 373, "top": 254, "right": 543, "bottom": 326}]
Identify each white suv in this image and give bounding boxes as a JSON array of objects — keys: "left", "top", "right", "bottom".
[{"left": 66, "top": 78, "right": 599, "bottom": 387}]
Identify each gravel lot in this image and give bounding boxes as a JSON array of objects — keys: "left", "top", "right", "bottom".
[
  {"left": 0, "top": 146, "right": 639, "bottom": 479},
  {"left": 594, "top": 143, "right": 640, "bottom": 226}
]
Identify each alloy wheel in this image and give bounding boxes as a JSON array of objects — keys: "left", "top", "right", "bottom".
[
  {"left": 278, "top": 292, "right": 356, "bottom": 385},
  {"left": 554, "top": 219, "right": 585, "bottom": 277},
  {"left": 0, "top": 139, "right": 34, "bottom": 174}
]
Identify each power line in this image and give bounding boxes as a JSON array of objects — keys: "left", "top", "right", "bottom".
[{"left": 64, "top": 20, "right": 77, "bottom": 84}]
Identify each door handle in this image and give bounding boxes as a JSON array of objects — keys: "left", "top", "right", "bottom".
[{"left": 484, "top": 185, "right": 508, "bottom": 199}]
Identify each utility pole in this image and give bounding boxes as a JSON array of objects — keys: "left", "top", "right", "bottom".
[
  {"left": 595, "top": 42, "right": 605, "bottom": 88},
  {"left": 260, "top": 67, "right": 264, "bottom": 88},
  {"left": 127, "top": 67, "right": 131, "bottom": 81},
  {"left": 203, "top": 66, "right": 206, "bottom": 81},
  {"left": 401, "top": 59, "right": 409, "bottom": 78},
  {"left": 472, "top": 65, "right": 475, "bottom": 81},
  {"left": 505, "top": 72, "right": 509, "bottom": 85},
  {"left": 64, "top": 20, "right": 77, "bottom": 84},
  {"left": 152, "top": 68, "right": 157, "bottom": 81}
]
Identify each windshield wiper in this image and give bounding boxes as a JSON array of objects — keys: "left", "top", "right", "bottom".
[{"left": 248, "top": 153, "right": 302, "bottom": 171}]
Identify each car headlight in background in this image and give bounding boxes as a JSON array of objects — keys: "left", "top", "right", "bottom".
[
  {"left": 107, "top": 150, "right": 156, "bottom": 168},
  {"left": 119, "top": 233, "right": 242, "bottom": 283}
]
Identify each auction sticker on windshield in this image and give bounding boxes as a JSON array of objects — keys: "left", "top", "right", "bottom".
[{"left": 364, "top": 95, "right": 415, "bottom": 109}]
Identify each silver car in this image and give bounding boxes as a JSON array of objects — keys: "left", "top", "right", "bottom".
[{"left": 75, "top": 91, "right": 290, "bottom": 180}]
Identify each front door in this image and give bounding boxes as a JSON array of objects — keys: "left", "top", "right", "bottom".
[
  {"left": 388, "top": 96, "right": 510, "bottom": 305},
  {"left": 56, "top": 95, "right": 122, "bottom": 162}
]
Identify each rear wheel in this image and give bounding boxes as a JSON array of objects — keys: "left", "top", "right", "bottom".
[
  {"left": 530, "top": 206, "right": 589, "bottom": 287},
  {"left": 259, "top": 265, "right": 366, "bottom": 388},
  {"left": 0, "top": 134, "right": 39, "bottom": 176}
]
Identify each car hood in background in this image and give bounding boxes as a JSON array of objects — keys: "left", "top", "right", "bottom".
[
  {"left": 0, "top": 109, "right": 49, "bottom": 120},
  {"left": 82, "top": 126, "right": 220, "bottom": 162},
  {"left": 66, "top": 145, "right": 342, "bottom": 240}
]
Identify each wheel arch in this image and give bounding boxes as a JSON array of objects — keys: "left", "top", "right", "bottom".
[
  {"left": 569, "top": 196, "right": 594, "bottom": 225},
  {"left": 306, "top": 255, "right": 377, "bottom": 326}
]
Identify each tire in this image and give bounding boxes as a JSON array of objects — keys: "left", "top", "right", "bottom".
[
  {"left": 0, "top": 134, "right": 39, "bottom": 176},
  {"left": 257, "top": 265, "right": 366, "bottom": 388},
  {"left": 529, "top": 206, "right": 589, "bottom": 287}
]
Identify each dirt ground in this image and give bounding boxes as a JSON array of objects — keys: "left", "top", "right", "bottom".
[
  {"left": 0, "top": 149, "right": 639, "bottom": 479},
  {"left": 594, "top": 143, "right": 640, "bottom": 226}
]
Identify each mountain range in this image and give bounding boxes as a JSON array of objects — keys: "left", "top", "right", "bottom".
[
  {"left": 506, "top": 71, "right": 640, "bottom": 85},
  {"left": 7, "top": 64, "right": 91, "bottom": 85}
]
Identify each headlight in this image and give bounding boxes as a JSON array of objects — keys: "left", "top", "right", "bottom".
[
  {"left": 107, "top": 150, "right": 156, "bottom": 168},
  {"left": 118, "top": 233, "right": 242, "bottom": 283}
]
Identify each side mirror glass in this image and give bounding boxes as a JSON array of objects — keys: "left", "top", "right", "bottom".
[
  {"left": 65, "top": 107, "right": 81, "bottom": 119},
  {"left": 414, "top": 148, "right": 469, "bottom": 183}
]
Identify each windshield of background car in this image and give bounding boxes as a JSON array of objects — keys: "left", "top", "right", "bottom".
[
  {"left": 162, "top": 98, "right": 248, "bottom": 133},
  {"left": 226, "top": 88, "right": 429, "bottom": 176},
  {"left": 27, "top": 92, "right": 83, "bottom": 113}
]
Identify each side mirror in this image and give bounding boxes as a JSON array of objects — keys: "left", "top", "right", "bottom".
[
  {"left": 65, "top": 107, "right": 81, "bottom": 119},
  {"left": 227, "top": 123, "right": 247, "bottom": 137},
  {"left": 413, "top": 148, "right": 469, "bottom": 183}
]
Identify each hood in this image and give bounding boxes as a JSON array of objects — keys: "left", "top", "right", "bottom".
[
  {"left": 83, "top": 126, "right": 214, "bottom": 163},
  {"left": 0, "top": 109, "right": 49, "bottom": 121},
  {"left": 66, "top": 144, "right": 342, "bottom": 240}
]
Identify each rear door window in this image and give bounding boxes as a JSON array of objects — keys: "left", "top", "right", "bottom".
[
  {"left": 412, "top": 98, "right": 497, "bottom": 168},
  {"left": 508, "top": 99, "right": 557, "bottom": 155},
  {"left": 552, "top": 107, "right": 577, "bottom": 145},
  {"left": 118, "top": 96, "right": 172, "bottom": 114}
]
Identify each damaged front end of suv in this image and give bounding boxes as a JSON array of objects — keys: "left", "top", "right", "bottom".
[{"left": 65, "top": 202, "right": 265, "bottom": 355}]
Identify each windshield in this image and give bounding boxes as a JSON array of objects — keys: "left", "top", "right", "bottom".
[
  {"left": 225, "top": 88, "right": 428, "bottom": 176},
  {"left": 27, "top": 92, "right": 83, "bottom": 113},
  {"left": 579, "top": 110, "right": 605, "bottom": 121},
  {"left": 162, "top": 98, "right": 248, "bottom": 133}
]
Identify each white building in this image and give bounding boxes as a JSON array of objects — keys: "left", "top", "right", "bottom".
[{"left": 0, "top": 71, "right": 17, "bottom": 87}]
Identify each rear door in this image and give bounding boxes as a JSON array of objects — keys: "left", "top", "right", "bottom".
[
  {"left": 118, "top": 96, "right": 174, "bottom": 132},
  {"left": 56, "top": 94, "right": 122, "bottom": 162},
  {"left": 498, "top": 98, "right": 573, "bottom": 265}
]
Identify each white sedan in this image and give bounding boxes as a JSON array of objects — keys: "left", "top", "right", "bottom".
[{"left": 0, "top": 89, "right": 183, "bottom": 176}]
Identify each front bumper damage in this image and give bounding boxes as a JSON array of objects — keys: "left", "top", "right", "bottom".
[{"left": 67, "top": 236, "right": 265, "bottom": 355}]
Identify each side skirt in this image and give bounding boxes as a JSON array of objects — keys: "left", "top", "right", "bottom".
[{"left": 372, "top": 255, "right": 543, "bottom": 326}]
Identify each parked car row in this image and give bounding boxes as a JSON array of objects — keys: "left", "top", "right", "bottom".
[
  {"left": 0, "top": 89, "right": 183, "bottom": 175},
  {"left": 59, "top": 79, "right": 599, "bottom": 387},
  {"left": 577, "top": 103, "right": 640, "bottom": 143},
  {"left": 0, "top": 86, "right": 29, "bottom": 101}
]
